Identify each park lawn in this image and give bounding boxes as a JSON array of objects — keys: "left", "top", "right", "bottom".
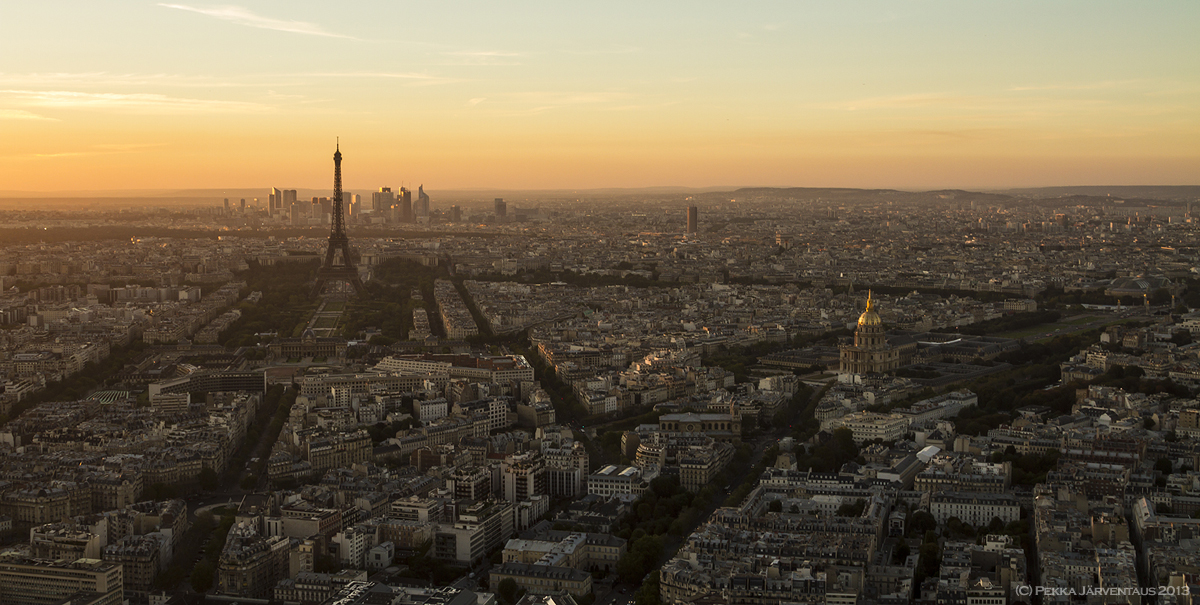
[
  {"left": 999, "top": 324, "right": 1063, "bottom": 340},
  {"left": 313, "top": 316, "right": 339, "bottom": 329}
]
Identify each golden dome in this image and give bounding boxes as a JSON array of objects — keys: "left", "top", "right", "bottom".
[{"left": 858, "top": 291, "right": 883, "bottom": 326}]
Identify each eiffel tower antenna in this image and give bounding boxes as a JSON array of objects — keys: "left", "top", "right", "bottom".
[{"left": 311, "top": 141, "right": 365, "bottom": 297}]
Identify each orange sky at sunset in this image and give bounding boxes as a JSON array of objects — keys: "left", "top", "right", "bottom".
[{"left": 2, "top": 2, "right": 1197, "bottom": 192}]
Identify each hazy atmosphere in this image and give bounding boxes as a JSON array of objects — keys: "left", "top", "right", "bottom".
[{"left": 5, "top": 5, "right": 1200, "bottom": 605}]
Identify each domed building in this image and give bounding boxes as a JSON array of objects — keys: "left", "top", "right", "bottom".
[{"left": 839, "top": 292, "right": 900, "bottom": 376}]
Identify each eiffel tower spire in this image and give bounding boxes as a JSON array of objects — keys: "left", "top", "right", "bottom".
[{"left": 312, "top": 141, "right": 365, "bottom": 297}]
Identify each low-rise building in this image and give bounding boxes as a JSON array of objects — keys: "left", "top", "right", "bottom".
[
  {"left": 929, "top": 491, "right": 1020, "bottom": 526},
  {"left": 0, "top": 557, "right": 124, "bottom": 605},
  {"left": 587, "top": 465, "right": 653, "bottom": 498},
  {"left": 489, "top": 561, "right": 592, "bottom": 598}
]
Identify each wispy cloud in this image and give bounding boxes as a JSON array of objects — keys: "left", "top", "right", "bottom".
[
  {"left": 0, "top": 71, "right": 461, "bottom": 89},
  {"left": 442, "top": 51, "right": 523, "bottom": 66},
  {"left": 1009, "top": 80, "right": 1140, "bottom": 92},
  {"left": 0, "top": 109, "right": 57, "bottom": 121},
  {"left": 489, "top": 91, "right": 635, "bottom": 115},
  {"left": 508, "top": 91, "right": 631, "bottom": 106},
  {"left": 21, "top": 151, "right": 93, "bottom": 159},
  {"left": 448, "top": 51, "right": 522, "bottom": 58},
  {"left": 467, "top": 98, "right": 486, "bottom": 106},
  {"left": 0, "top": 72, "right": 258, "bottom": 88},
  {"left": 301, "top": 72, "right": 462, "bottom": 86},
  {"left": 93, "top": 143, "right": 167, "bottom": 151},
  {"left": 0, "top": 90, "right": 270, "bottom": 113},
  {"left": 562, "top": 45, "right": 640, "bottom": 56},
  {"left": 837, "top": 93, "right": 976, "bottom": 111},
  {"left": 1, "top": 143, "right": 166, "bottom": 161},
  {"left": 158, "top": 3, "right": 355, "bottom": 39}
]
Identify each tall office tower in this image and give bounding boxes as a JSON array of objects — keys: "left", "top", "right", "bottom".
[
  {"left": 413, "top": 189, "right": 429, "bottom": 218},
  {"left": 312, "top": 142, "right": 365, "bottom": 296},
  {"left": 240, "top": 198, "right": 247, "bottom": 212},
  {"left": 418, "top": 185, "right": 431, "bottom": 217},
  {"left": 494, "top": 198, "right": 507, "bottom": 220},
  {"left": 372, "top": 187, "right": 396, "bottom": 214},
  {"left": 270, "top": 187, "right": 281, "bottom": 212},
  {"left": 687, "top": 205, "right": 698, "bottom": 233},
  {"left": 400, "top": 187, "right": 414, "bottom": 222},
  {"left": 224, "top": 198, "right": 230, "bottom": 213},
  {"left": 346, "top": 193, "right": 359, "bottom": 220},
  {"left": 284, "top": 189, "right": 298, "bottom": 207},
  {"left": 318, "top": 197, "right": 332, "bottom": 223},
  {"left": 451, "top": 205, "right": 462, "bottom": 222}
]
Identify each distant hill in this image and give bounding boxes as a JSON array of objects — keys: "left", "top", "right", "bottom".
[
  {"left": 712, "top": 187, "right": 1018, "bottom": 205},
  {"left": 728, "top": 187, "right": 899, "bottom": 198},
  {"left": 999, "top": 186, "right": 1200, "bottom": 200},
  {"left": 1026, "top": 194, "right": 1187, "bottom": 208}
]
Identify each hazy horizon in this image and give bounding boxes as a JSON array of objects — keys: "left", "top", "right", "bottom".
[{"left": 1, "top": 184, "right": 1198, "bottom": 199}]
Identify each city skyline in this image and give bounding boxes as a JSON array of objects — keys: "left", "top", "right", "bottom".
[{"left": 1, "top": 1, "right": 1197, "bottom": 193}]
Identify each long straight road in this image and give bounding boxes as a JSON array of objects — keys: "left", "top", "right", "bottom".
[{"left": 603, "top": 383, "right": 827, "bottom": 597}]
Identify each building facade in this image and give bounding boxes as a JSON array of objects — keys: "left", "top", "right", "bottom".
[{"left": 840, "top": 293, "right": 900, "bottom": 375}]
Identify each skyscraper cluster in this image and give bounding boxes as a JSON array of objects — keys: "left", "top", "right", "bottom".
[
  {"left": 268, "top": 188, "right": 298, "bottom": 215},
  {"left": 367, "top": 185, "right": 432, "bottom": 224}
]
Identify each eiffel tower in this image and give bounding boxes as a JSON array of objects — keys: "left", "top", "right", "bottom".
[{"left": 311, "top": 142, "right": 366, "bottom": 297}]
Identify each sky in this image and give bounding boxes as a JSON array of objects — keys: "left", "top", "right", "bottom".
[{"left": 1, "top": 1, "right": 1197, "bottom": 192}]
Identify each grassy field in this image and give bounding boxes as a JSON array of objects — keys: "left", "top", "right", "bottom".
[
  {"left": 323, "top": 302, "right": 346, "bottom": 312},
  {"left": 999, "top": 324, "right": 1064, "bottom": 340},
  {"left": 1025, "top": 315, "right": 1141, "bottom": 344},
  {"left": 313, "top": 316, "right": 339, "bottom": 329},
  {"left": 1000, "top": 313, "right": 1116, "bottom": 340}
]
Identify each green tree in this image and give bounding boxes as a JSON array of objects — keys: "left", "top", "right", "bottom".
[
  {"left": 190, "top": 559, "right": 215, "bottom": 593},
  {"left": 618, "top": 535, "right": 664, "bottom": 584},
  {"left": 498, "top": 578, "right": 520, "bottom": 605},
  {"left": 199, "top": 467, "right": 219, "bottom": 491},
  {"left": 837, "top": 499, "right": 866, "bottom": 517},
  {"left": 909, "top": 511, "right": 937, "bottom": 537},
  {"left": 918, "top": 542, "right": 941, "bottom": 578},
  {"left": 636, "top": 571, "right": 663, "bottom": 605},
  {"left": 1155, "top": 457, "right": 1173, "bottom": 475}
]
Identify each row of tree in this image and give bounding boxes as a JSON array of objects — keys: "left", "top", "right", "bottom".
[
  {"left": 220, "top": 260, "right": 319, "bottom": 348},
  {"left": 339, "top": 258, "right": 446, "bottom": 341}
]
